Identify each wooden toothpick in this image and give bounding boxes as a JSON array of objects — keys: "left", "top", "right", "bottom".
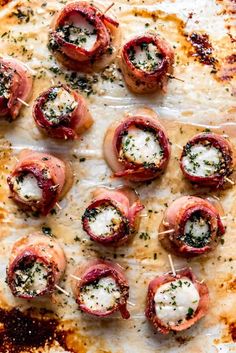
[
  {"left": 139, "top": 214, "right": 148, "bottom": 218},
  {"left": 158, "top": 229, "right": 175, "bottom": 236},
  {"left": 103, "top": 2, "right": 115, "bottom": 15},
  {"left": 127, "top": 300, "right": 136, "bottom": 307},
  {"left": 55, "top": 284, "right": 70, "bottom": 297},
  {"left": 168, "top": 254, "right": 176, "bottom": 277},
  {"left": 17, "top": 97, "right": 29, "bottom": 107},
  {"left": 55, "top": 202, "right": 62, "bottom": 210},
  {"left": 174, "top": 144, "right": 183, "bottom": 150},
  {"left": 70, "top": 274, "right": 82, "bottom": 281},
  {"left": 167, "top": 73, "right": 185, "bottom": 82},
  {"left": 225, "top": 177, "right": 235, "bottom": 185}
]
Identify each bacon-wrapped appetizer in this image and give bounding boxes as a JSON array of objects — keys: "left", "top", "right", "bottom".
[
  {"left": 8, "top": 149, "right": 68, "bottom": 216},
  {"left": 0, "top": 57, "right": 33, "bottom": 120},
  {"left": 119, "top": 34, "right": 174, "bottom": 94},
  {"left": 145, "top": 268, "right": 209, "bottom": 334},
  {"left": 48, "top": 1, "right": 121, "bottom": 72},
  {"left": 7, "top": 233, "right": 66, "bottom": 299},
  {"left": 82, "top": 187, "right": 143, "bottom": 246},
  {"left": 180, "top": 132, "right": 235, "bottom": 188},
  {"left": 71, "top": 260, "right": 130, "bottom": 319},
  {"left": 159, "top": 196, "right": 225, "bottom": 257},
  {"left": 103, "top": 107, "right": 170, "bottom": 182},
  {"left": 33, "top": 84, "right": 93, "bottom": 140}
]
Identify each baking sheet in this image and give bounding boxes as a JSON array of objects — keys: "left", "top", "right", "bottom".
[{"left": 0, "top": 0, "right": 235, "bottom": 352}]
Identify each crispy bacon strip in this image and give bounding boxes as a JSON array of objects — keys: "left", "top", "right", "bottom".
[
  {"left": 7, "top": 233, "right": 66, "bottom": 299},
  {"left": 82, "top": 187, "right": 144, "bottom": 246},
  {"left": 0, "top": 57, "right": 33, "bottom": 120},
  {"left": 180, "top": 132, "right": 235, "bottom": 188},
  {"left": 33, "top": 84, "right": 93, "bottom": 140},
  {"left": 8, "top": 149, "right": 66, "bottom": 215},
  {"left": 145, "top": 268, "right": 209, "bottom": 334},
  {"left": 71, "top": 260, "right": 130, "bottom": 319},
  {"left": 159, "top": 196, "right": 225, "bottom": 256},
  {"left": 120, "top": 34, "right": 174, "bottom": 94},
  {"left": 103, "top": 107, "right": 171, "bottom": 182},
  {"left": 48, "top": 1, "right": 121, "bottom": 72}
]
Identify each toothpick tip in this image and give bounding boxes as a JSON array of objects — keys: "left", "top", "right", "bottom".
[{"left": 168, "top": 254, "right": 176, "bottom": 277}]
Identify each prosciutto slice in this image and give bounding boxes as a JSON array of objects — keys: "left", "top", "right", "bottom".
[
  {"left": 103, "top": 107, "right": 171, "bottom": 182},
  {"left": 7, "top": 233, "right": 66, "bottom": 299},
  {"left": 159, "top": 195, "right": 225, "bottom": 256},
  {"left": 82, "top": 187, "right": 144, "bottom": 246},
  {"left": 8, "top": 149, "right": 67, "bottom": 215},
  {"left": 71, "top": 260, "right": 130, "bottom": 319},
  {"left": 120, "top": 34, "right": 174, "bottom": 94},
  {"left": 33, "top": 84, "right": 93, "bottom": 139},
  {"left": 180, "top": 132, "right": 235, "bottom": 188},
  {"left": 145, "top": 268, "right": 209, "bottom": 334},
  {"left": 0, "top": 57, "right": 33, "bottom": 120},
  {"left": 48, "top": 1, "right": 121, "bottom": 72}
]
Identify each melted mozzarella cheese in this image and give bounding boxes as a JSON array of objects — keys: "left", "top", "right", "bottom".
[
  {"left": 13, "top": 173, "right": 42, "bottom": 201},
  {"left": 43, "top": 87, "right": 78, "bottom": 120},
  {"left": 182, "top": 143, "right": 222, "bottom": 177},
  {"left": 66, "top": 13, "right": 97, "bottom": 51},
  {"left": 121, "top": 127, "right": 163, "bottom": 165},
  {"left": 14, "top": 262, "right": 48, "bottom": 295},
  {"left": 80, "top": 277, "right": 121, "bottom": 312},
  {"left": 184, "top": 216, "right": 210, "bottom": 247},
  {"left": 130, "top": 43, "right": 163, "bottom": 72},
  {"left": 87, "top": 205, "right": 123, "bottom": 237},
  {"left": 154, "top": 278, "right": 200, "bottom": 326}
]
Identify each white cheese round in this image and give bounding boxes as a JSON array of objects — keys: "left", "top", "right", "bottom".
[
  {"left": 182, "top": 143, "right": 222, "bottom": 177},
  {"left": 87, "top": 205, "right": 123, "bottom": 237},
  {"left": 130, "top": 43, "right": 163, "bottom": 72},
  {"left": 80, "top": 276, "right": 121, "bottom": 312},
  {"left": 13, "top": 173, "right": 42, "bottom": 201},
  {"left": 121, "top": 127, "right": 163, "bottom": 165},
  {"left": 43, "top": 87, "right": 77, "bottom": 121},
  {"left": 14, "top": 261, "right": 48, "bottom": 295},
  {"left": 154, "top": 278, "right": 200, "bottom": 326},
  {"left": 184, "top": 216, "right": 210, "bottom": 247},
  {"left": 62, "top": 13, "right": 97, "bottom": 51}
]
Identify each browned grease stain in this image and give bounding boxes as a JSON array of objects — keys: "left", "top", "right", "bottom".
[
  {"left": 214, "top": 316, "right": 236, "bottom": 344},
  {"left": 216, "top": 0, "right": 236, "bottom": 38},
  {"left": 0, "top": 308, "right": 115, "bottom": 353},
  {"left": 0, "top": 0, "right": 12, "bottom": 5},
  {"left": 217, "top": 273, "right": 236, "bottom": 292},
  {"left": 217, "top": 53, "right": 236, "bottom": 82},
  {"left": 0, "top": 308, "right": 65, "bottom": 353},
  {"left": 187, "top": 32, "right": 218, "bottom": 69},
  {"left": 0, "top": 308, "right": 104, "bottom": 353}
]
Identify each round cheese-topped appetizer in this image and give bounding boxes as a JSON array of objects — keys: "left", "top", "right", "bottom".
[
  {"left": 82, "top": 187, "right": 143, "bottom": 246},
  {"left": 159, "top": 196, "right": 225, "bottom": 256},
  {"left": 48, "top": 1, "right": 121, "bottom": 72},
  {"left": 71, "top": 260, "right": 130, "bottom": 319},
  {"left": 33, "top": 84, "right": 93, "bottom": 139},
  {"left": 119, "top": 34, "right": 174, "bottom": 94},
  {"left": 0, "top": 57, "right": 33, "bottom": 120},
  {"left": 103, "top": 107, "right": 171, "bottom": 182},
  {"left": 145, "top": 268, "right": 209, "bottom": 334},
  {"left": 8, "top": 149, "right": 67, "bottom": 215},
  {"left": 7, "top": 233, "right": 66, "bottom": 299},
  {"left": 180, "top": 132, "right": 235, "bottom": 188}
]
